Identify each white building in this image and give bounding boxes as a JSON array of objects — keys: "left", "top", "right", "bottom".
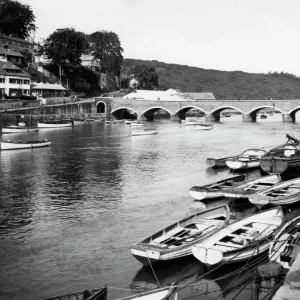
[
  {"left": 0, "top": 59, "right": 30, "bottom": 97},
  {"left": 123, "top": 89, "right": 188, "bottom": 101},
  {"left": 31, "top": 82, "right": 67, "bottom": 98}
]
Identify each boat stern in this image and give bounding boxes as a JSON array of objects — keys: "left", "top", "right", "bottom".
[{"left": 189, "top": 187, "right": 208, "bottom": 201}]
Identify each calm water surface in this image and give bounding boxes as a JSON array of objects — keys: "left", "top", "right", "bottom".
[{"left": 0, "top": 114, "right": 298, "bottom": 300}]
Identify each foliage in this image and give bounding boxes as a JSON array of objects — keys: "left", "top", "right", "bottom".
[
  {"left": 129, "top": 64, "right": 159, "bottom": 90},
  {"left": 0, "top": 0, "right": 36, "bottom": 39},
  {"left": 41, "top": 28, "right": 89, "bottom": 72},
  {"left": 88, "top": 31, "right": 123, "bottom": 76},
  {"left": 125, "top": 59, "right": 300, "bottom": 99}
]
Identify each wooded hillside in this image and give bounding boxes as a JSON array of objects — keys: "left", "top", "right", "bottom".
[{"left": 124, "top": 59, "right": 300, "bottom": 100}]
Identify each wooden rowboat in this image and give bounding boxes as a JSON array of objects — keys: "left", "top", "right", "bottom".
[
  {"left": 43, "top": 285, "right": 177, "bottom": 300},
  {"left": 269, "top": 215, "right": 300, "bottom": 269},
  {"left": 2, "top": 125, "right": 39, "bottom": 133},
  {"left": 189, "top": 175, "right": 247, "bottom": 201},
  {"left": 195, "top": 123, "right": 213, "bottom": 130},
  {"left": 192, "top": 207, "right": 284, "bottom": 266},
  {"left": 130, "top": 129, "right": 158, "bottom": 136},
  {"left": 260, "top": 134, "right": 300, "bottom": 174},
  {"left": 249, "top": 177, "right": 300, "bottom": 208},
  {"left": 206, "top": 156, "right": 235, "bottom": 168},
  {"left": 131, "top": 122, "right": 147, "bottom": 126},
  {"left": 130, "top": 204, "right": 230, "bottom": 266},
  {"left": 0, "top": 139, "right": 51, "bottom": 150},
  {"left": 222, "top": 174, "right": 281, "bottom": 199},
  {"left": 37, "top": 120, "right": 73, "bottom": 128},
  {"left": 225, "top": 148, "right": 267, "bottom": 170}
]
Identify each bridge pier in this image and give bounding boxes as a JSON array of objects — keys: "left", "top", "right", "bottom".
[
  {"left": 243, "top": 113, "right": 256, "bottom": 122},
  {"left": 170, "top": 114, "right": 181, "bottom": 121},
  {"left": 205, "top": 114, "right": 219, "bottom": 122},
  {"left": 283, "top": 113, "right": 294, "bottom": 122}
]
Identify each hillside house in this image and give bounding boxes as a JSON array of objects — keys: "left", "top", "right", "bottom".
[
  {"left": 0, "top": 49, "right": 24, "bottom": 68},
  {"left": 81, "top": 54, "right": 100, "bottom": 71},
  {"left": 0, "top": 34, "right": 34, "bottom": 54},
  {"left": 0, "top": 59, "right": 30, "bottom": 97},
  {"left": 31, "top": 82, "right": 67, "bottom": 98}
]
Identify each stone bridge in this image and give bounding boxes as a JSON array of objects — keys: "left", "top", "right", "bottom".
[{"left": 94, "top": 97, "right": 300, "bottom": 122}]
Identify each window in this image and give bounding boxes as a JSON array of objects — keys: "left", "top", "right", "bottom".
[
  {"left": 23, "top": 80, "right": 30, "bottom": 85},
  {"left": 9, "top": 78, "right": 22, "bottom": 84},
  {"left": 0, "top": 78, "right": 4, "bottom": 83}
]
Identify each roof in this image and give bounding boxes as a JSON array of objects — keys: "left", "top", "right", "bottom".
[
  {"left": 32, "top": 83, "right": 66, "bottom": 91},
  {"left": 0, "top": 49, "right": 23, "bottom": 57},
  {"left": 182, "top": 92, "right": 216, "bottom": 100},
  {"left": 0, "top": 60, "right": 30, "bottom": 77},
  {"left": 81, "top": 54, "right": 95, "bottom": 61},
  {"left": 0, "top": 34, "right": 33, "bottom": 45}
]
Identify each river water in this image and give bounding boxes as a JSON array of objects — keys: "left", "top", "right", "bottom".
[{"left": 0, "top": 114, "right": 299, "bottom": 300}]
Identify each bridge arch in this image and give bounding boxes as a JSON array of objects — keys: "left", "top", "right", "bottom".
[
  {"left": 247, "top": 105, "right": 285, "bottom": 115},
  {"left": 140, "top": 106, "right": 172, "bottom": 121},
  {"left": 96, "top": 101, "right": 106, "bottom": 113},
  {"left": 111, "top": 107, "right": 138, "bottom": 120},
  {"left": 209, "top": 106, "right": 245, "bottom": 115},
  {"left": 175, "top": 106, "right": 208, "bottom": 118}
]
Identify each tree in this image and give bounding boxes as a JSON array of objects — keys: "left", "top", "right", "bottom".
[
  {"left": 41, "top": 28, "right": 89, "bottom": 73},
  {"left": 0, "top": 0, "right": 36, "bottom": 39},
  {"left": 88, "top": 31, "right": 123, "bottom": 76},
  {"left": 130, "top": 64, "right": 159, "bottom": 90}
]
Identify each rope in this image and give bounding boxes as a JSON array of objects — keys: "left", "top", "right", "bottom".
[{"left": 143, "top": 246, "right": 161, "bottom": 288}]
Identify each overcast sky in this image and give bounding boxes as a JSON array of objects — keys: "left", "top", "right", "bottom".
[{"left": 20, "top": 0, "right": 300, "bottom": 76}]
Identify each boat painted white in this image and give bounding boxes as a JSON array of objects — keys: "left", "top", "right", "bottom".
[
  {"left": 269, "top": 215, "right": 300, "bottom": 269},
  {"left": 184, "top": 121, "right": 198, "bottom": 126},
  {"left": 130, "top": 205, "right": 230, "bottom": 265},
  {"left": 131, "top": 122, "right": 147, "bottom": 126},
  {"left": 117, "top": 285, "right": 177, "bottom": 300},
  {"left": 195, "top": 123, "right": 213, "bottom": 130},
  {"left": 0, "top": 139, "right": 51, "bottom": 150},
  {"left": 2, "top": 126, "right": 39, "bottom": 133},
  {"left": 222, "top": 174, "right": 281, "bottom": 199},
  {"left": 249, "top": 177, "right": 300, "bottom": 208},
  {"left": 37, "top": 122, "right": 72, "bottom": 128},
  {"left": 192, "top": 207, "right": 283, "bottom": 266},
  {"left": 131, "top": 129, "right": 158, "bottom": 136},
  {"left": 225, "top": 148, "right": 267, "bottom": 170}
]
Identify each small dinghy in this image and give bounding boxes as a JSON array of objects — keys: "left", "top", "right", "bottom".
[
  {"left": 131, "top": 121, "right": 147, "bottom": 126},
  {"left": 249, "top": 177, "right": 300, "bottom": 208},
  {"left": 130, "top": 204, "right": 230, "bottom": 266},
  {"left": 2, "top": 125, "right": 39, "bottom": 133},
  {"left": 189, "top": 175, "right": 247, "bottom": 201},
  {"left": 37, "top": 120, "right": 73, "bottom": 128},
  {"left": 269, "top": 215, "right": 300, "bottom": 270},
  {"left": 0, "top": 139, "right": 51, "bottom": 150},
  {"left": 184, "top": 120, "right": 198, "bottom": 126},
  {"left": 225, "top": 148, "right": 267, "bottom": 170},
  {"left": 206, "top": 156, "right": 235, "bottom": 168},
  {"left": 130, "top": 129, "right": 158, "bottom": 136},
  {"left": 195, "top": 123, "right": 213, "bottom": 130},
  {"left": 222, "top": 174, "right": 281, "bottom": 199},
  {"left": 125, "top": 120, "right": 133, "bottom": 124},
  {"left": 192, "top": 207, "right": 284, "bottom": 266}
]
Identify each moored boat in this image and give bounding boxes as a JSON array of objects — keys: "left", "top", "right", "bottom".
[
  {"left": 269, "top": 215, "right": 300, "bottom": 269},
  {"left": 206, "top": 156, "right": 235, "bottom": 168},
  {"left": 184, "top": 120, "right": 198, "bottom": 126},
  {"left": 0, "top": 139, "right": 51, "bottom": 150},
  {"left": 37, "top": 120, "right": 73, "bottom": 128},
  {"left": 189, "top": 175, "right": 247, "bottom": 201},
  {"left": 130, "top": 204, "right": 230, "bottom": 266},
  {"left": 2, "top": 125, "right": 39, "bottom": 133},
  {"left": 131, "top": 121, "right": 147, "bottom": 126},
  {"left": 195, "top": 123, "right": 213, "bottom": 130},
  {"left": 260, "top": 134, "right": 300, "bottom": 174},
  {"left": 222, "top": 174, "right": 281, "bottom": 199},
  {"left": 249, "top": 177, "right": 300, "bottom": 208},
  {"left": 260, "top": 114, "right": 267, "bottom": 119},
  {"left": 130, "top": 129, "right": 158, "bottom": 136},
  {"left": 192, "top": 207, "right": 284, "bottom": 266},
  {"left": 225, "top": 148, "right": 267, "bottom": 170}
]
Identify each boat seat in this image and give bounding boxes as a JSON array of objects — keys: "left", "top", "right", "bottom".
[{"left": 215, "top": 241, "right": 244, "bottom": 249}]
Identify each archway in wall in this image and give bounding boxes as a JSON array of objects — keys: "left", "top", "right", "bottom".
[
  {"left": 248, "top": 106, "right": 285, "bottom": 122},
  {"left": 209, "top": 106, "right": 244, "bottom": 122},
  {"left": 97, "top": 102, "right": 106, "bottom": 113},
  {"left": 140, "top": 107, "right": 172, "bottom": 121},
  {"left": 111, "top": 108, "right": 137, "bottom": 120},
  {"left": 175, "top": 106, "right": 207, "bottom": 121},
  {"left": 288, "top": 107, "right": 300, "bottom": 122}
]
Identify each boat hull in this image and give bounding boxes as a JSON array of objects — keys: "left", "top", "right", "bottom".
[
  {"left": 1, "top": 140, "right": 51, "bottom": 150},
  {"left": 226, "top": 159, "right": 260, "bottom": 170},
  {"left": 131, "top": 130, "right": 158, "bottom": 136},
  {"left": 189, "top": 190, "right": 223, "bottom": 201},
  {"left": 37, "top": 122, "right": 72, "bottom": 128},
  {"left": 206, "top": 157, "right": 232, "bottom": 168},
  {"left": 2, "top": 126, "right": 38, "bottom": 133},
  {"left": 260, "top": 157, "right": 300, "bottom": 174}
]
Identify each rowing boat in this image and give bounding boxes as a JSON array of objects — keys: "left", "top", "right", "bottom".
[
  {"left": 269, "top": 215, "right": 300, "bottom": 269},
  {"left": 0, "top": 139, "right": 51, "bottom": 150},
  {"left": 260, "top": 134, "right": 300, "bottom": 174},
  {"left": 2, "top": 125, "right": 39, "bottom": 133},
  {"left": 130, "top": 129, "right": 158, "bottom": 136},
  {"left": 192, "top": 207, "right": 284, "bottom": 266},
  {"left": 222, "top": 174, "right": 281, "bottom": 199},
  {"left": 225, "top": 148, "right": 267, "bottom": 170},
  {"left": 206, "top": 156, "right": 235, "bottom": 168},
  {"left": 189, "top": 175, "right": 247, "bottom": 201},
  {"left": 130, "top": 204, "right": 230, "bottom": 266},
  {"left": 195, "top": 123, "right": 213, "bottom": 130},
  {"left": 249, "top": 177, "right": 300, "bottom": 208},
  {"left": 131, "top": 121, "right": 147, "bottom": 126},
  {"left": 37, "top": 120, "right": 73, "bottom": 128}
]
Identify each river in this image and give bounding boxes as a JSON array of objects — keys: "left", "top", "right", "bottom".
[{"left": 0, "top": 113, "right": 298, "bottom": 300}]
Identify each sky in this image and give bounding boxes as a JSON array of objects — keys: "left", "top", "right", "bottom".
[{"left": 20, "top": 0, "right": 300, "bottom": 76}]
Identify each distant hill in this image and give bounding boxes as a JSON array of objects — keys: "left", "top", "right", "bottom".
[{"left": 124, "top": 59, "right": 300, "bottom": 100}]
